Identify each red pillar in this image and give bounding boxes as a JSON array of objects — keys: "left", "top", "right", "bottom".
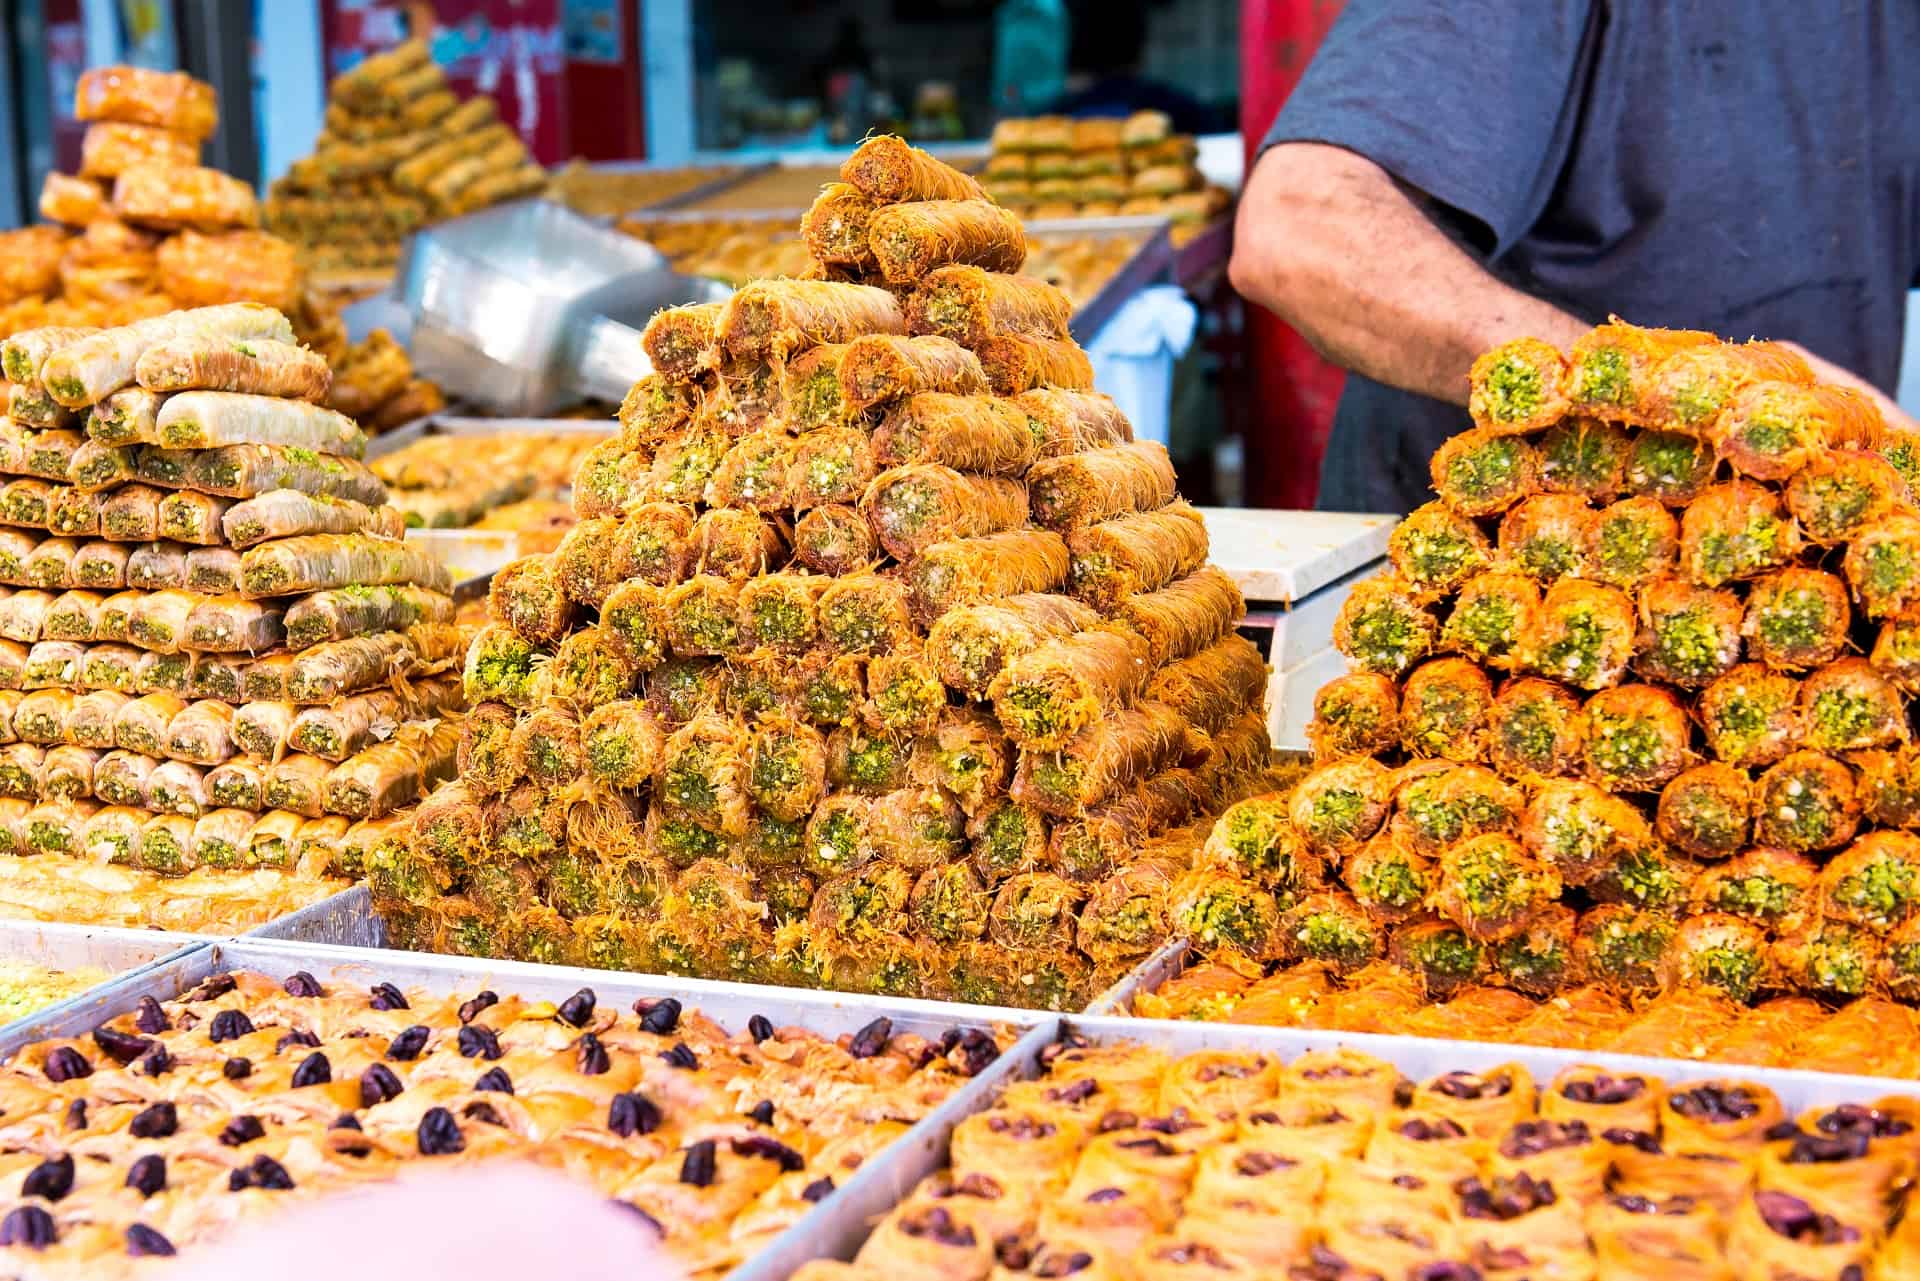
[{"left": 1239, "top": 0, "right": 1347, "bottom": 509}]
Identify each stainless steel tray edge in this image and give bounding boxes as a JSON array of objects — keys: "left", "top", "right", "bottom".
[
  {"left": 727, "top": 1018, "right": 1062, "bottom": 1281},
  {"left": 1069, "top": 221, "right": 1173, "bottom": 344},
  {"left": 1082, "top": 939, "right": 1188, "bottom": 1016},
  {"left": 1065, "top": 1014, "right": 1919, "bottom": 1112},
  {"left": 244, "top": 885, "right": 386, "bottom": 948},
  {"left": 721, "top": 1009, "right": 1920, "bottom": 1274},
  {"left": 0, "top": 922, "right": 213, "bottom": 1056},
  {"left": 0, "top": 937, "right": 1055, "bottom": 1280},
  {"left": 641, "top": 162, "right": 779, "bottom": 213},
  {"left": 33, "top": 937, "right": 1053, "bottom": 1044}
]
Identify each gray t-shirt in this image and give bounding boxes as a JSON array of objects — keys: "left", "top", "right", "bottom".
[{"left": 1263, "top": 0, "right": 1920, "bottom": 513}]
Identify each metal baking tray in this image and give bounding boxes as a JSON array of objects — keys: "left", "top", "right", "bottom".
[
  {"left": 751, "top": 1008, "right": 1920, "bottom": 1274},
  {"left": 1082, "top": 939, "right": 1187, "bottom": 1017},
  {"left": 1022, "top": 216, "right": 1174, "bottom": 344},
  {"left": 244, "top": 885, "right": 385, "bottom": 948},
  {"left": 1098, "top": 941, "right": 1920, "bottom": 1106},
  {"left": 0, "top": 920, "right": 208, "bottom": 1054},
  {"left": 25, "top": 936, "right": 1049, "bottom": 1051},
  {"left": 634, "top": 161, "right": 777, "bottom": 213},
  {"left": 0, "top": 937, "right": 1055, "bottom": 1281}
]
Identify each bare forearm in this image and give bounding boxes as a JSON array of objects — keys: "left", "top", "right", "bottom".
[{"left": 1229, "top": 143, "right": 1586, "bottom": 406}]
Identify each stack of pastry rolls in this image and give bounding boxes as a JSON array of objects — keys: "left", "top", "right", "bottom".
[{"left": 410, "top": 136, "right": 1275, "bottom": 1007}]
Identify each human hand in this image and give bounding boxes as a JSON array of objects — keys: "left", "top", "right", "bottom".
[
  {"left": 1777, "top": 340, "right": 1920, "bottom": 435},
  {"left": 179, "top": 1165, "right": 684, "bottom": 1281}
]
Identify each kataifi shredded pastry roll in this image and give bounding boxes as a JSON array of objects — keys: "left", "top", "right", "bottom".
[
  {"left": 1713, "top": 381, "right": 1884, "bottom": 481},
  {"left": 1580, "top": 496, "right": 1679, "bottom": 591},
  {"left": 1063, "top": 504, "right": 1208, "bottom": 608},
  {"left": 926, "top": 592, "right": 1099, "bottom": 697},
  {"left": 1029, "top": 441, "right": 1175, "bottom": 530},
  {"left": 866, "top": 199, "right": 1027, "bottom": 283},
  {"left": 1012, "top": 701, "right": 1186, "bottom": 816},
  {"left": 1429, "top": 425, "right": 1538, "bottom": 516},
  {"left": 782, "top": 342, "right": 859, "bottom": 432},
  {"left": 861, "top": 463, "right": 1027, "bottom": 559},
  {"left": 989, "top": 626, "right": 1153, "bottom": 750},
  {"left": 872, "top": 392, "right": 1035, "bottom": 473},
  {"left": 840, "top": 134, "right": 987, "bottom": 204},
  {"left": 906, "top": 528, "right": 1068, "bottom": 621},
  {"left": 910, "top": 265, "right": 1071, "bottom": 346},
  {"left": 716, "top": 279, "right": 905, "bottom": 362},
  {"left": 1015, "top": 387, "right": 1133, "bottom": 458},
  {"left": 789, "top": 427, "right": 875, "bottom": 510},
  {"left": 1468, "top": 335, "right": 1571, "bottom": 434},
  {"left": 1387, "top": 501, "right": 1493, "bottom": 599},
  {"left": 1787, "top": 448, "right": 1905, "bottom": 545},
  {"left": 1563, "top": 319, "right": 1717, "bottom": 423},
  {"left": 641, "top": 300, "right": 721, "bottom": 381},
  {"left": 1537, "top": 415, "right": 1631, "bottom": 500},
  {"left": 706, "top": 430, "right": 796, "bottom": 511},
  {"left": 975, "top": 332, "right": 1094, "bottom": 396},
  {"left": 1141, "top": 634, "right": 1267, "bottom": 743},
  {"left": 1645, "top": 338, "right": 1813, "bottom": 434},
  {"left": 800, "top": 181, "right": 878, "bottom": 270}
]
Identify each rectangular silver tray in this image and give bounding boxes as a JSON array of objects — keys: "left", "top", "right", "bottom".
[
  {"left": 749, "top": 1008, "right": 1920, "bottom": 1275},
  {"left": 1099, "top": 942, "right": 1917, "bottom": 1106},
  {"left": 0, "top": 920, "right": 209, "bottom": 1053},
  {"left": 0, "top": 936, "right": 1052, "bottom": 1281},
  {"left": 244, "top": 885, "right": 386, "bottom": 948}
]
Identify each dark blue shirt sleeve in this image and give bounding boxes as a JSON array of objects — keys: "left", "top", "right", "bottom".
[{"left": 1263, "top": 0, "right": 1597, "bottom": 259}]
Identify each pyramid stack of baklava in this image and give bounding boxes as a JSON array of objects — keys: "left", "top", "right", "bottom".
[
  {"left": 391, "top": 136, "right": 1273, "bottom": 1009},
  {"left": 264, "top": 39, "right": 544, "bottom": 284},
  {"left": 0, "top": 303, "right": 463, "bottom": 927},
  {"left": 1190, "top": 320, "right": 1920, "bottom": 1016}
]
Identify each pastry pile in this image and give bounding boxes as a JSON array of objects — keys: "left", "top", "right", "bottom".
[{"left": 380, "top": 137, "right": 1276, "bottom": 1007}]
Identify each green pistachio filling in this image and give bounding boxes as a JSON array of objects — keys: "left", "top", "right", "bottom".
[
  {"left": 1481, "top": 354, "right": 1544, "bottom": 422},
  {"left": 1444, "top": 437, "right": 1523, "bottom": 502},
  {"left": 1576, "top": 348, "right": 1631, "bottom": 406},
  {"left": 1690, "top": 944, "right": 1762, "bottom": 1003}
]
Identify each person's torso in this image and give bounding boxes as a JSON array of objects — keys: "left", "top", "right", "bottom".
[{"left": 1324, "top": 0, "right": 1920, "bottom": 513}]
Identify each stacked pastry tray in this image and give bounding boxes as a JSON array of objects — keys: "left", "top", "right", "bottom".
[{"left": 2, "top": 921, "right": 1911, "bottom": 1279}]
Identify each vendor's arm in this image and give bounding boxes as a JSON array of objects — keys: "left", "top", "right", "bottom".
[{"left": 1230, "top": 142, "right": 1587, "bottom": 407}]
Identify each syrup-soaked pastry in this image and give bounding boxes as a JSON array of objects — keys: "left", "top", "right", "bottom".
[
  {"left": 813, "top": 1035, "right": 1920, "bottom": 1280},
  {"left": 0, "top": 970, "right": 1008, "bottom": 1279}
]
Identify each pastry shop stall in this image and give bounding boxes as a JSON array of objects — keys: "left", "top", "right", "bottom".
[{"left": 6, "top": 120, "right": 1920, "bottom": 1281}]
